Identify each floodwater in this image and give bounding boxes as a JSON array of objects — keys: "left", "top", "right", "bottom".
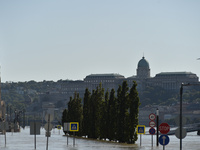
[{"left": 0, "top": 127, "right": 199, "bottom": 150}]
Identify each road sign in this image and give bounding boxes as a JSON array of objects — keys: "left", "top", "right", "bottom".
[
  {"left": 136, "top": 125, "right": 145, "bottom": 134},
  {"left": 149, "top": 127, "right": 156, "bottom": 135},
  {"left": 46, "top": 131, "right": 51, "bottom": 137},
  {"left": 159, "top": 135, "right": 170, "bottom": 146},
  {"left": 149, "top": 113, "right": 156, "bottom": 120},
  {"left": 44, "top": 123, "right": 53, "bottom": 131},
  {"left": 149, "top": 120, "right": 156, "bottom": 127},
  {"left": 70, "top": 122, "right": 79, "bottom": 132},
  {"left": 57, "top": 125, "right": 62, "bottom": 130},
  {"left": 0, "top": 122, "right": 9, "bottom": 130},
  {"left": 175, "top": 127, "right": 187, "bottom": 139},
  {"left": 64, "top": 123, "right": 70, "bottom": 131},
  {"left": 30, "top": 122, "right": 41, "bottom": 135},
  {"left": 159, "top": 123, "right": 170, "bottom": 134},
  {"left": 45, "top": 114, "right": 54, "bottom": 122},
  {"left": 175, "top": 116, "right": 187, "bottom": 126}
]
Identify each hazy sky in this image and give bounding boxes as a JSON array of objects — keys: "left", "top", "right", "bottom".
[{"left": 0, "top": 0, "right": 200, "bottom": 82}]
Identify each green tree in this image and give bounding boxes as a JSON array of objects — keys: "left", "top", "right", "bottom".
[
  {"left": 88, "top": 84, "right": 104, "bottom": 139},
  {"left": 107, "top": 88, "right": 117, "bottom": 141},
  {"left": 62, "top": 109, "right": 69, "bottom": 135},
  {"left": 94, "top": 84, "right": 104, "bottom": 139},
  {"left": 116, "top": 81, "right": 129, "bottom": 143},
  {"left": 82, "top": 88, "right": 91, "bottom": 136},
  {"left": 100, "top": 90, "right": 109, "bottom": 139},
  {"left": 67, "top": 92, "right": 83, "bottom": 135},
  {"left": 128, "top": 81, "right": 140, "bottom": 143},
  {"left": 88, "top": 90, "right": 96, "bottom": 138}
]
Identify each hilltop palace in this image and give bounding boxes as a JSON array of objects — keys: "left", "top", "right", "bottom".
[
  {"left": 2, "top": 56, "right": 199, "bottom": 126},
  {"left": 44, "top": 56, "right": 198, "bottom": 126},
  {"left": 56, "top": 56, "right": 199, "bottom": 99}
]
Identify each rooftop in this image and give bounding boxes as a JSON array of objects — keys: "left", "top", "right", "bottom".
[
  {"left": 137, "top": 56, "right": 150, "bottom": 69},
  {"left": 85, "top": 73, "right": 125, "bottom": 79},
  {"left": 155, "top": 72, "right": 198, "bottom": 78},
  {"left": 156, "top": 72, "right": 195, "bottom": 75}
]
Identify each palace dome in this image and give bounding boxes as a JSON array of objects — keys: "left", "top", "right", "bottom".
[{"left": 137, "top": 57, "right": 150, "bottom": 69}]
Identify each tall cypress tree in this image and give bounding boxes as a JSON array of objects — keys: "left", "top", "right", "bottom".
[
  {"left": 82, "top": 88, "right": 91, "bottom": 136},
  {"left": 108, "top": 88, "right": 117, "bottom": 141},
  {"left": 62, "top": 108, "right": 69, "bottom": 135},
  {"left": 63, "top": 81, "right": 140, "bottom": 143},
  {"left": 67, "top": 92, "right": 83, "bottom": 135},
  {"left": 116, "top": 81, "right": 129, "bottom": 143},
  {"left": 75, "top": 93, "right": 83, "bottom": 135},
  {"left": 100, "top": 90, "right": 109, "bottom": 139},
  {"left": 94, "top": 84, "right": 104, "bottom": 139},
  {"left": 129, "top": 81, "right": 140, "bottom": 143},
  {"left": 89, "top": 89, "right": 96, "bottom": 138},
  {"left": 67, "top": 96, "right": 73, "bottom": 121}
]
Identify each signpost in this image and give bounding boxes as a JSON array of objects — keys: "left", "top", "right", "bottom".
[
  {"left": 136, "top": 125, "right": 145, "bottom": 146},
  {"left": 57, "top": 125, "right": 62, "bottom": 130},
  {"left": 57, "top": 125, "right": 62, "bottom": 135},
  {"left": 149, "top": 127, "right": 156, "bottom": 135},
  {"left": 44, "top": 123, "right": 53, "bottom": 131},
  {"left": 45, "top": 114, "right": 54, "bottom": 150},
  {"left": 175, "top": 128, "right": 187, "bottom": 139},
  {"left": 149, "top": 113, "right": 156, "bottom": 147},
  {"left": 64, "top": 123, "right": 70, "bottom": 132},
  {"left": 159, "top": 123, "right": 170, "bottom": 150},
  {"left": 69, "top": 122, "right": 79, "bottom": 146},
  {"left": 149, "top": 127, "right": 156, "bottom": 147},
  {"left": 178, "top": 83, "right": 200, "bottom": 150},
  {"left": 64, "top": 123, "right": 70, "bottom": 145},
  {"left": 159, "top": 135, "right": 170, "bottom": 150},
  {"left": 70, "top": 122, "right": 79, "bottom": 132},
  {"left": 30, "top": 122, "right": 41, "bottom": 149},
  {"left": 0, "top": 121, "right": 9, "bottom": 146},
  {"left": 159, "top": 123, "right": 170, "bottom": 135},
  {"left": 175, "top": 115, "right": 187, "bottom": 139},
  {"left": 136, "top": 125, "right": 145, "bottom": 134},
  {"left": 149, "top": 120, "right": 156, "bottom": 128},
  {"left": 149, "top": 113, "right": 156, "bottom": 121}
]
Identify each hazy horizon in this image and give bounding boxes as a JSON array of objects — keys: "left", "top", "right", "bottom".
[{"left": 1, "top": 0, "right": 200, "bottom": 82}]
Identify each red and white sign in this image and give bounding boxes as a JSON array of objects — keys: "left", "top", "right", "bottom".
[
  {"left": 149, "top": 113, "right": 156, "bottom": 120},
  {"left": 149, "top": 127, "right": 156, "bottom": 135},
  {"left": 149, "top": 120, "right": 156, "bottom": 127},
  {"left": 159, "top": 123, "right": 170, "bottom": 134}
]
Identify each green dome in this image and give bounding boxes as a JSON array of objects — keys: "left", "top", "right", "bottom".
[{"left": 137, "top": 57, "right": 150, "bottom": 68}]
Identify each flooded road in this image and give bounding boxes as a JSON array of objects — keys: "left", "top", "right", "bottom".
[{"left": 0, "top": 127, "right": 199, "bottom": 150}]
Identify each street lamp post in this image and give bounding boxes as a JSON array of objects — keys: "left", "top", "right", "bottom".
[
  {"left": 180, "top": 84, "right": 183, "bottom": 150},
  {"left": 179, "top": 83, "right": 200, "bottom": 150},
  {"left": 156, "top": 108, "right": 159, "bottom": 146}
]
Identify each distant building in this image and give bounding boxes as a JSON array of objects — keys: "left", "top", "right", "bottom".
[
  {"left": 127, "top": 56, "right": 199, "bottom": 91},
  {"left": 137, "top": 56, "right": 151, "bottom": 79},
  {"left": 38, "top": 56, "right": 200, "bottom": 124},
  {"left": 148, "top": 72, "right": 198, "bottom": 90},
  {"left": 41, "top": 56, "right": 199, "bottom": 102},
  {"left": 84, "top": 73, "right": 125, "bottom": 92}
]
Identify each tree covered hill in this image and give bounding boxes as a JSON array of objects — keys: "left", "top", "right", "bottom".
[{"left": 1, "top": 80, "right": 200, "bottom": 112}]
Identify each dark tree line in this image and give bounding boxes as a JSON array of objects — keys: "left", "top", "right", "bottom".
[{"left": 62, "top": 81, "right": 140, "bottom": 144}]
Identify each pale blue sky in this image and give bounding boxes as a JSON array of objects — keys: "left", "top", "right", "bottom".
[{"left": 0, "top": 0, "right": 200, "bottom": 82}]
